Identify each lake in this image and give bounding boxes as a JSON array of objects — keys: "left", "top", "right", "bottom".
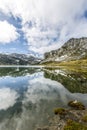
[{"left": 0, "top": 66, "right": 87, "bottom": 130}]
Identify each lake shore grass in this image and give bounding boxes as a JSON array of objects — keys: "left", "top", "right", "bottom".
[
  {"left": 41, "top": 59, "right": 87, "bottom": 73},
  {"left": 41, "top": 59, "right": 87, "bottom": 67}
]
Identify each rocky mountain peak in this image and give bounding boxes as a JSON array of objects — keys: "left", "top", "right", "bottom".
[{"left": 43, "top": 37, "right": 87, "bottom": 63}]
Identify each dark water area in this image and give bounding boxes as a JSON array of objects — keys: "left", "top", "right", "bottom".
[{"left": 0, "top": 67, "right": 87, "bottom": 130}]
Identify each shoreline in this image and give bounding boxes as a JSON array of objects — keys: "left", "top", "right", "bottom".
[
  {"left": 36, "top": 108, "right": 87, "bottom": 130},
  {"left": 36, "top": 101, "right": 87, "bottom": 130}
]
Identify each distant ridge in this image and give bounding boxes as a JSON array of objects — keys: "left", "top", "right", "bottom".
[{"left": 0, "top": 53, "right": 41, "bottom": 65}]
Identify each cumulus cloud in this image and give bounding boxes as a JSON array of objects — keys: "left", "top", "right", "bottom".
[
  {"left": 0, "top": 20, "right": 19, "bottom": 43},
  {"left": 0, "top": 0, "right": 87, "bottom": 55}
]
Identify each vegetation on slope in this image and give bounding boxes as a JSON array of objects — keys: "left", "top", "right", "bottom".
[{"left": 42, "top": 59, "right": 87, "bottom": 67}]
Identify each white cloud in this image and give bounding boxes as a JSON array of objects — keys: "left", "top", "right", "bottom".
[
  {"left": 0, "top": 0, "right": 87, "bottom": 54},
  {"left": 0, "top": 20, "right": 19, "bottom": 43},
  {"left": 0, "top": 87, "right": 18, "bottom": 110},
  {"left": 29, "top": 43, "right": 61, "bottom": 54}
]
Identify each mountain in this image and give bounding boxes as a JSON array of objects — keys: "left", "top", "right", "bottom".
[
  {"left": 0, "top": 53, "right": 41, "bottom": 65},
  {"left": 42, "top": 37, "right": 87, "bottom": 63}
]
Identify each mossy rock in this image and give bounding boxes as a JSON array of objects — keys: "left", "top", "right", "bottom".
[
  {"left": 64, "top": 119, "right": 87, "bottom": 130},
  {"left": 82, "top": 115, "right": 87, "bottom": 122},
  {"left": 68, "top": 100, "right": 85, "bottom": 110},
  {"left": 54, "top": 108, "right": 66, "bottom": 115}
]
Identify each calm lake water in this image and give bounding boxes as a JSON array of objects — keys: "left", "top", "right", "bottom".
[{"left": 0, "top": 67, "right": 87, "bottom": 130}]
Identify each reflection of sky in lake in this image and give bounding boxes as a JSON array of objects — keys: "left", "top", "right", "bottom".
[
  {"left": 0, "top": 88, "right": 18, "bottom": 110},
  {"left": 0, "top": 67, "right": 87, "bottom": 130}
]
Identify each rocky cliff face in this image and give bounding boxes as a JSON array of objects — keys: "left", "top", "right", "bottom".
[
  {"left": 43, "top": 37, "right": 87, "bottom": 63},
  {"left": 0, "top": 53, "right": 41, "bottom": 65}
]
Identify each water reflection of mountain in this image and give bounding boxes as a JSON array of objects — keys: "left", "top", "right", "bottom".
[
  {"left": 0, "top": 67, "right": 39, "bottom": 77},
  {"left": 44, "top": 69, "right": 87, "bottom": 93},
  {"left": 0, "top": 72, "right": 70, "bottom": 130},
  {"left": 0, "top": 67, "right": 87, "bottom": 130}
]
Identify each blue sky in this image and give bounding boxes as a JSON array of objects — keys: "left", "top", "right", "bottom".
[{"left": 0, "top": 0, "right": 87, "bottom": 57}]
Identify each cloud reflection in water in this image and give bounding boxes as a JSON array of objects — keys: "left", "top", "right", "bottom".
[{"left": 0, "top": 88, "right": 18, "bottom": 110}]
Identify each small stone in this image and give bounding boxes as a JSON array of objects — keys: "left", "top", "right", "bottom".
[{"left": 68, "top": 100, "right": 85, "bottom": 110}]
